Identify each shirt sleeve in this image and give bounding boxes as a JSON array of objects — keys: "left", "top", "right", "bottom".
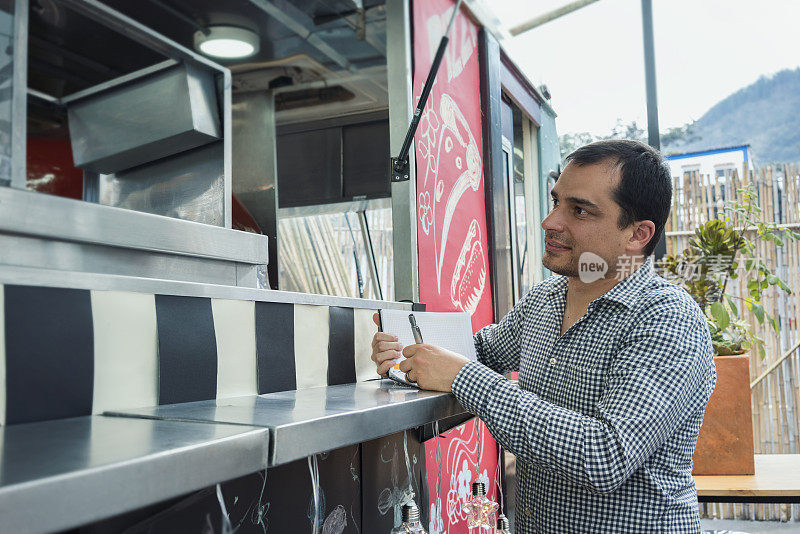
[
  {"left": 472, "top": 285, "right": 538, "bottom": 374},
  {"left": 452, "top": 301, "right": 716, "bottom": 494}
]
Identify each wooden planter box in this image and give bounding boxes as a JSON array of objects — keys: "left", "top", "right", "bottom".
[{"left": 692, "top": 353, "right": 755, "bottom": 475}]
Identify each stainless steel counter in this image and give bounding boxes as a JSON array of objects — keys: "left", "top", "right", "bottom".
[
  {"left": 0, "top": 416, "right": 269, "bottom": 534},
  {"left": 108, "top": 380, "right": 468, "bottom": 466}
]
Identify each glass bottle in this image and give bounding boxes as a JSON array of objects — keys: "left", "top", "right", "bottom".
[
  {"left": 496, "top": 513, "right": 512, "bottom": 534},
  {"left": 462, "top": 482, "right": 498, "bottom": 532},
  {"left": 391, "top": 501, "right": 428, "bottom": 534}
]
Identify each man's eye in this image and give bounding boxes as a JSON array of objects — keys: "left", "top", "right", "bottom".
[{"left": 574, "top": 207, "right": 588, "bottom": 216}]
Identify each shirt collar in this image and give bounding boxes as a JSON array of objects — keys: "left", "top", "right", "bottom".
[
  {"left": 547, "top": 256, "right": 655, "bottom": 309},
  {"left": 598, "top": 256, "right": 655, "bottom": 308}
]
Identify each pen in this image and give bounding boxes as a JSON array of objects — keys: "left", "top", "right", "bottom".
[{"left": 408, "top": 314, "right": 424, "bottom": 344}]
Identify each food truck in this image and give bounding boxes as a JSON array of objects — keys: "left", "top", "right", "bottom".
[{"left": 0, "top": 0, "right": 559, "bottom": 531}]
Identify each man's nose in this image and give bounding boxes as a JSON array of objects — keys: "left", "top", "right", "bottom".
[{"left": 541, "top": 206, "right": 565, "bottom": 233}]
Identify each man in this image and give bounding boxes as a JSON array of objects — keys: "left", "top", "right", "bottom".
[{"left": 371, "top": 140, "right": 716, "bottom": 533}]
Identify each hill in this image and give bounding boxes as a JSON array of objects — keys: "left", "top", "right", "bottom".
[{"left": 664, "top": 68, "right": 800, "bottom": 162}]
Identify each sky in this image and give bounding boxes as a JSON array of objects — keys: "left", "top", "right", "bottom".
[{"left": 488, "top": 0, "right": 800, "bottom": 136}]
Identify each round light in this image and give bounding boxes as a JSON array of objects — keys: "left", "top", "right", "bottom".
[{"left": 194, "top": 26, "right": 260, "bottom": 59}]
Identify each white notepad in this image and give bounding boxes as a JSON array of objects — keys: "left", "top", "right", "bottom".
[{"left": 378, "top": 309, "right": 477, "bottom": 387}]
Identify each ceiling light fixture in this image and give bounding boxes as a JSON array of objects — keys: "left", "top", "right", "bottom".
[{"left": 194, "top": 25, "right": 260, "bottom": 59}]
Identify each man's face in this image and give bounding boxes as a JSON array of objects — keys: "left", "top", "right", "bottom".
[{"left": 540, "top": 160, "right": 635, "bottom": 278}]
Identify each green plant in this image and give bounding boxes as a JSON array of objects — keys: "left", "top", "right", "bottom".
[{"left": 661, "top": 184, "right": 800, "bottom": 358}]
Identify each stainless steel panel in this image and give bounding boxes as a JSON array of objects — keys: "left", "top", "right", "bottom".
[
  {"left": 0, "top": 186, "right": 267, "bottom": 264},
  {"left": 236, "top": 261, "right": 261, "bottom": 288},
  {"left": 97, "top": 141, "right": 225, "bottom": 226},
  {"left": 59, "top": 59, "right": 178, "bottom": 104},
  {"left": 9, "top": 0, "right": 27, "bottom": 189},
  {"left": 386, "top": 0, "right": 418, "bottom": 302},
  {"left": 232, "top": 91, "right": 278, "bottom": 287},
  {"left": 222, "top": 66, "right": 233, "bottom": 229},
  {"left": 0, "top": 234, "right": 240, "bottom": 286},
  {"left": 0, "top": 416, "right": 269, "bottom": 534},
  {"left": 68, "top": 63, "right": 220, "bottom": 174},
  {"left": 0, "top": 4, "right": 13, "bottom": 186},
  {"left": 108, "top": 381, "right": 467, "bottom": 466},
  {"left": 0, "top": 265, "right": 413, "bottom": 310},
  {"left": 54, "top": 0, "right": 232, "bottom": 227}
]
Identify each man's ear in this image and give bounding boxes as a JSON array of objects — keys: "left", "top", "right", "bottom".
[{"left": 628, "top": 220, "right": 656, "bottom": 254}]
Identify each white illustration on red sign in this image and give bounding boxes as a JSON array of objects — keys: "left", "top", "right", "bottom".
[
  {"left": 416, "top": 92, "right": 485, "bottom": 314},
  {"left": 450, "top": 218, "right": 486, "bottom": 314},
  {"left": 429, "top": 496, "right": 444, "bottom": 534},
  {"left": 444, "top": 420, "right": 481, "bottom": 523},
  {"left": 425, "top": 5, "right": 478, "bottom": 83}
]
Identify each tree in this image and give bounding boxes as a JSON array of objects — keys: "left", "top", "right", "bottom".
[
  {"left": 559, "top": 119, "right": 699, "bottom": 162},
  {"left": 559, "top": 131, "right": 596, "bottom": 161}
]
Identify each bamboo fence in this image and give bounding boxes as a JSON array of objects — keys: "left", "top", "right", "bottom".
[
  {"left": 278, "top": 208, "right": 394, "bottom": 301},
  {"left": 666, "top": 163, "right": 800, "bottom": 523}
]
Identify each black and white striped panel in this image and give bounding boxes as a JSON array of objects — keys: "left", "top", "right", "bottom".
[
  {"left": 90, "top": 290, "right": 159, "bottom": 413},
  {"left": 353, "top": 308, "right": 379, "bottom": 382},
  {"left": 328, "top": 306, "right": 356, "bottom": 385},
  {"left": 2, "top": 285, "right": 94, "bottom": 425},
  {"left": 93, "top": 293, "right": 258, "bottom": 409},
  {"left": 297, "top": 304, "right": 380, "bottom": 390},
  {"left": 211, "top": 299, "right": 258, "bottom": 398},
  {"left": 0, "top": 284, "right": 4, "bottom": 425},
  {"left": 254, "top": 301, "right": 296, "bottom": 394},
  {"left": 253, "top": 303, "right": 379, "bottom": 392},
  {"left": 293, "top": 304, "right": 330, "bottom": 389},
  {"left": 154, "top": 295, "right": 218, "bottom": 405},
  {"left": 1, "top": 283, "right": 383, "bottom": 424}
]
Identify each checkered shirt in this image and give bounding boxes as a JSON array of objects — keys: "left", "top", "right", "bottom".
[{"left": 452, "top": 258, "right": 716, "bottom": 533}]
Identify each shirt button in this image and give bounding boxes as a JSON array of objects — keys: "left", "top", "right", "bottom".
[
  {"left": 525, "top": 508, "right": 532, "bottom": 517},
  {"left": 549, "top": 357, "right": 557, "bottom": 365}
]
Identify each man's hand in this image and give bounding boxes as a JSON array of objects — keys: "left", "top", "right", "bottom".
[
  {"left": 369, "top": 312, "right": 470, "bottom": 391},
  {"left": 370, "top": 313, "right": 403, "bottom": 377},
  {"left": 398, "top": 343, "right": 470, "bottom": 392}
]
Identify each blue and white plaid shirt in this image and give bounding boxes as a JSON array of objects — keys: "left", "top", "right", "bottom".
[{"left": 452, "top": 258, "right": 716, "bottom": 533}]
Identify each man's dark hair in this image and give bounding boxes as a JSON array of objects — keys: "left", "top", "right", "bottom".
[{"left": 565, "top": 139, "right": 672, "bottom": 257}]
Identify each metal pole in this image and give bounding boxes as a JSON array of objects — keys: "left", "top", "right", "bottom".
[
  {"left": 344, "top": 212, "right": 365, "bottom": 298},
  {"left": 358, "top": 209, "right": 383, "bottom": 300},
  {"left": 509, "top": 0, "right": 599, "bottom": 36},
  {"left": 641, "top": 0, "right": 660, "bottom": 150},
  {"left": 641, "top": 0, "right": 667, "bottom": 259},
  {"left": 10, "top": 0, "right": 28, "bottom": 189},
  {"left": 386, "top": 0, "right": 418, "bottom": 302}
]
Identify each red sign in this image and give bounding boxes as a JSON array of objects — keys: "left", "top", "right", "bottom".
[
  {"left": 413, "top": 1, "right": 498, "bottom": 532},
  {"left": 424, "top": 419, "right": 499, "bottom": 534},
  {"left": 413, "top": 0, "right": 493, "bottom": 333}
]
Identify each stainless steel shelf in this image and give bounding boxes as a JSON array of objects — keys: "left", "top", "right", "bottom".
[
  {"left": 0, "top": 187, "right": 267, "bottom": 264},
  {"left": 0, "top": 186, "right": 269, "bottom": 287},
  {"left": 0, "top": 416, "right": 269, "bottom": 534},
  {"left": 108, "top": 380, "right": 468, "bottom": 466}
]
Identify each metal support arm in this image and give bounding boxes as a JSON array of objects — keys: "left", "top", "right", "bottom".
[{"left": 390, "top": 0, "right": 462, "bottom": 182}]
